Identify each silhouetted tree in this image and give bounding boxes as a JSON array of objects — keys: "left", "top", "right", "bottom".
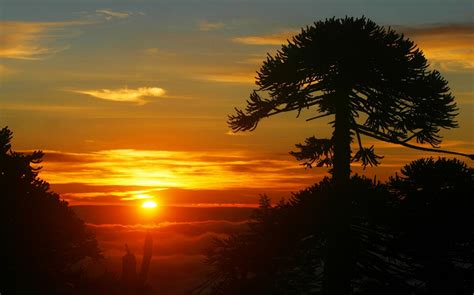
[
  {"left": 197, "top": 158, "right": 473, "bottom": 294},
  {"left": 228, "top": 17, "right": 471, "bottom": 294},
  {"left": 388, "top": 158, "right": 474, "bottom": 294},
  {"left": 0, "top": 127, "right": 102, "bottom": 294},
  {"left": 195, "top": 176, "right": 398, "bottom": 294}
]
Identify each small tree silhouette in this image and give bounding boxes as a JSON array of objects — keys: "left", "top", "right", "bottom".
[{"left": 228, "top": 17, "right": 472, "bottom": 294}]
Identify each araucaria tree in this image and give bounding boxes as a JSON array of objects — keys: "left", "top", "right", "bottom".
[{"left": 228, "top": 17, "right": 471, "bottom": 294}]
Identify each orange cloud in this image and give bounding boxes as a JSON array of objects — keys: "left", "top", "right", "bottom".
[
  {"left": 72, "top": 87, "right": 166, "bottom": 104},
  {"left": 232, "top": 23, "right": 473, "bottom": 71},
  {"left": 398, "top": 23, "right": 474, "bottom": 71},
  {"left": 0, "top": 21, "right": 87, "bottom": 60},
  {"left": 37, "top": 149, "right": 323, "bottom": 205},
  {"left": 79, "top": 210, "right": 248, "bottom": 293},
  {"left": 232, "top": 29, "right": 298, "bottom": 45},
  {"left": 198, "top": 73, "right": 256, "bottom": 84},
  {"left": 39, "top": 145, "right": 472, "bottom": 206}
]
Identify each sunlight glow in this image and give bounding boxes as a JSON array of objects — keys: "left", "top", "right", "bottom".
[
  {"left": 141, "top": 200, "right": 158, "bottom": 209},
  {"left": 122, "top": 194, "right": 154, "bottom": 201}
]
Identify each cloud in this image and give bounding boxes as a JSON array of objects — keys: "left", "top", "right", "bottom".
[
  {"left": 197, "top": 20, "right": 225, "bottom": 31},
  {"left": 86, "top": 219, "right": 248, "bottom": 232},
  {"left": 237, "top": 54, "right": 267, "bottom": 65},
  {"left": 225, "top": 130, "right": 250, "bottom": 136},
  {"left": 397, "top": 23, "right": 474, "bottom": 71},
  {"left": 232, "top": 29, "right": 298, "bottom": 45},
  {"left": 86, "top": 219, "right": 249, "bottom": 257},
  {"left": 198, "top": 73, "right": 256, "bottom": 84},
  {"left": 0, "top": 21, "right": 86, "bottom": 60},
  {"left": 0, "top": 10, "right": 141, "bottom": 60},
  {"left": 142, "top": 47, "right": 177, "bottom": 58},
  {"left": 79, "top": 210, "right": 249, "bottom": 293},
  {"left": 72, "top": 87, "right": 166, "bottom": 104},
  {"left": 95, "top": 9, "right": 132, "bottom": 21},
  {"left": 232, "top": 23, "right": 473, "bottom": 71},
  {"left": 36, "top": 149, "right": 324, "bottom": 205}
]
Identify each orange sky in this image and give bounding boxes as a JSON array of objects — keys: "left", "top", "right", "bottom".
[{"left": 1, "top": 1, "right": 473, "bottom": 206}]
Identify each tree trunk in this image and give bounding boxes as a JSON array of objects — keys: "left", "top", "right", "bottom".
[
  {"left": 139, "top": 231, "right": 153, "bottom": 286},
  {"left": 323, "top": 91, "right": 352, "bottom": 295}
]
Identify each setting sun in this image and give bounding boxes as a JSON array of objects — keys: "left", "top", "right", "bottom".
[{"left": 141, "top": 200, "right": 158, "bottom": 209}]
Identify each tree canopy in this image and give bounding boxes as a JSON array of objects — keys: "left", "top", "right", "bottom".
[{"left": 229, "top": 16, "right": 471, "bottom": 166}]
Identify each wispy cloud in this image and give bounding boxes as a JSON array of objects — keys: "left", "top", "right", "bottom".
[
  {"left": 143, "top": 47, "right": 177, "bottom": 58},
  {"left": 95, "top": 9, "right": 132, "bottom": 21},
  {"left": 72, "top": 87, "right": 166, "bottom": 104},
  {"left": 233, "top": 23, "right": 473, "bottom": 71},
  {"left": 0, "top": 21, "right": 86, "bottom": 60},
  {"left": 37, "top": 146, "right": 470, "bottom": 205},
  {"left": 398, "top": 23, "right": 474, "bottom": 71},
  {"left": 198, "top": 73, "right": 256, "bottom": 84},
  {"left": 0, "top": 9, "right": 142, "bottom": 60},
  {"left": 37, "top": 149, "right": 323, "bottom": 205},
  {"left": 198, "top": 20, "right": 225, "bottom": 31},
  {"left": 225, "top": 130, "right": 250, "bottom": 136},
  {"left": 232, "top": 29, "right": 298, "bottom": 45}
]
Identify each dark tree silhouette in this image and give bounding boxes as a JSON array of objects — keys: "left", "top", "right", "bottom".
[
  {"left": 0, "top": 127, "right": 102, "bottom": 294},
  {"left": 388, "top": 158, "right": 474, "bottom": 294},
  {"left": 195, "top": 176, "right": 399, "bottom": 294},
  {"left": 228, "top": 17, "right": 471, "bottom": 294},
  {"left": 196, "top": 158, "right": 473, "bottom": 294}
]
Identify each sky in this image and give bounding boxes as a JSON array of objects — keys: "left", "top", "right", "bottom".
[{"left": 1, "top": 0, "right": 473, "bottom": 206}]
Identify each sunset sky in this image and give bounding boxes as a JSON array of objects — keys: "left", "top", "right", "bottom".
[{"left": 1, "top": 0, "right": 473, "bottom": 206}]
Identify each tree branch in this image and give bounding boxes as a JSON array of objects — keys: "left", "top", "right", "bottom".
[
  {"left": 306, "top": 113, "right": 332, "bottom": 122},
  {"left": 355, "top": 124, "right": 474, "bottom": 160}
]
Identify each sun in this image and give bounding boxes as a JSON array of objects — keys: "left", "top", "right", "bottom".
[{"left": 141, "top": 200, "right": 158, "bottom": 209}]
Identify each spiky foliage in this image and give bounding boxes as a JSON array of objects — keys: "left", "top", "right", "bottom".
[
  {"left": 228, "top": 17, "right": 471, "bottom": 167},
  {"left": 193, "top": 159, "right": 474, "bottom": 294}
]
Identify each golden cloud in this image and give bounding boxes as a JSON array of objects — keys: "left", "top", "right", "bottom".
[
  {"left": 37, "top": 146, "right": 471, "bottom": 206},
  {"left": 38, "top": 149, "right": 322, "bottom": 198},
  {"left": 199, "top": 73, "right": 256, "bottom": 84},
  {"left": 198, "top": 20, "right": 225, "bottom": 31},
  {"left": 0, "top": 21, "right": 85, "bottom": 60},
  {"left": 233, "top": 23, "right": 473, "bottom": 71},
  {"left": 73, "top": 87, "right": 166, "bottom": 104},
  {"left": 400, "top": 23, "right": 474, "bottom": 71},
  {"left": 232, "top": 29, "right": 298, "bottom": 45}
]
